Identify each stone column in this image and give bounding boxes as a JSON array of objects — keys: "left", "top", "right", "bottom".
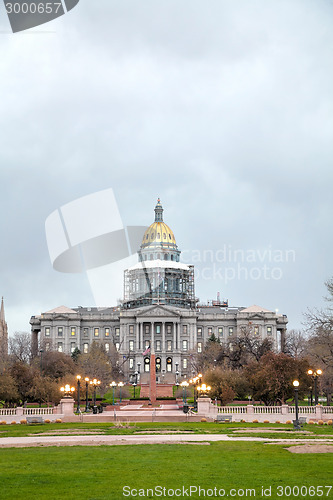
[
  {"left": 315, "top": 404, "right": 323, "bottom": 421},
  {"left": 150, "top": 322, "right": 155, "bottom": 351},
  {"left": 59, "top": 397, "right": 75, "bottom": 416},
  {"left": 136, "top": 322, "right": 140, "bottom": 351},
  {"left": 176, "top": 322, "right": 180, "bottom": 352},
  {"left": 197, "top": 397, "right": 212, "bottom": 416},
  {"left": 139, "top": 322, "right": 143, "bottom": 352},
  {"left": 173, "top": 322, "right": 176, "bottom": 352},
  {"left": 162, "top": 322, "right": 166, "bottom": 352}
]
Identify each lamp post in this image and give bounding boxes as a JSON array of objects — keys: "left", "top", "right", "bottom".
[
  {"left": 84, "top": 377, "right": 90, "bottom": 412},
  {"left": 307, "top": 369, "right": 323, "bottom": 405},
  {"left": 110, "top": 381, "right": 117, "bottom": 405},
  {"left": 118, "top": 382, "right": 124, "bottom": 403},
  {"left": 60, "top": 384, "right": 75, "bottom": 398},
  {"left": 197, "top": 383, "right": 211, "bottom": 398},
  {"left": 76, "top": 375, "right": 81, "bottom": 413},
  {"left": 293, "top": 380, "right": 300, "bottom": 430},
  {"left": 181, "top": 381, "right": 189, "bottom": 403},
  {"left": 90, "top": 379, "right": 101, "bottom": 407},
  {"left": 133, "top": 371, "right": 138, "bottom": 399}
]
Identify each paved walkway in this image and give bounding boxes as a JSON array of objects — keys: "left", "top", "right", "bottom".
[{"left": 0, "top": 434, "right": 333, "bottom": 448}]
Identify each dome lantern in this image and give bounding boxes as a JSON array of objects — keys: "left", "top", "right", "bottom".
[{"left": 154, "top": 198, "right": 163, "bottom": 222}]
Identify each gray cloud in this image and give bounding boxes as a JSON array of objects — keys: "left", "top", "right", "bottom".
[{"left": 0, "top": 0, "right": 332, "bottom": 333}]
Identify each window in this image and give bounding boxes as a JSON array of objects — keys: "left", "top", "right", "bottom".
[
  {"left": 83, "top": 343, "right": 89, "bottom": 354},
  {"left": 218, "top": 327, "right": 223, "bottom": 336},
  {"left": 58, "top": 327, "right": 63, "bottom": 337},
  {"left": 129, "top": 358, "right": 134, "bottom": 369},
  {"left": 129, "top": 325, "right": 134, "bottom": 335},
  {"left": 115, "top": 328, "right": 120, "bottom": 337},
  {"left": 182, "top": 340, "right": 188, "bottom": 351},
  {"left": 105, "top": 328, "right": 110, "bottom": 337},
  {"left": 129, "top": 340, "right": 134, "bottom": 351},
  {"left": 105, "top": 343, "right": 110, "bottom": 353},
  {"left": 94, "top": 328, "right": 99, "bottom": 337},
  {"left": 156, "top": 325, "right": 161, "bottom": 334},
  {"left": 183, "top": 358, "right": 187, "bottom": 369},
  {"left": 83, "top": 328, "right": 88, "bottom": 337},
  {"left": 156, "top": 357, "right": 161, "bottom": 372},
  {"left": 208, "top": 327, "right": 213, "bottom": 335},
  {"left": 45, "top": 342, "right": 50, "bottom": 351},
  {"left": 71, "top": 327, "right": 76, "bottom": 336},
  {"left": 167, "top": 324, "right": 172, "bottom": 334},
  {"left": 156, "top": 340, "right": 161, "bottom": 351},
  {"left": 197, "top": 342, "right": 202, "bottom": 353},
  {"left": 254, "top": 326, "right": 259, "bottom": 335},
  {"left": 45, "top": 327, "right": 50, "bottom": 337},
  {"left": 267, "top": 326, "right": 272, "bottom": 336},
  {"left": 115, "top": 342, "right": 120, "bottom": 351},
  {"left": 163, "top": 233, "right": 166, "bottom": 239},
  {"left": 70, "top": 342, "right": 76, "bottom": 353},
  {"left": 229, "top": 327, "right": 233, "bottom": 336},
  {"left": 197, "top": 327, "right": 202, "bottom": 337},
  {"left": 145, "top": 340, "right": 150, "bottom": 350},
  {"left": 183, "top": 325, "right": 188, "bottom": 334},
  {"left": 57, "top": 342, "right": 63, "bottom": 352},
  {"left": 167, "top": 340, "right": 172, "bottom": 352},
  {"left": 166, "top": 357, "right": 172, "bottom": 372},
  {"left": 144, "top": 357, "right": 150, "bottom": 372},
  {"left": 145, "top": 325, "right": 150, "bottom": 334}
]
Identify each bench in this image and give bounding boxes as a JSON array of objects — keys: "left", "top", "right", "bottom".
[
  {"left": 293, "top": 417, "right": 306, "bottom": 431},
  {"left": 215, "top": 414, "right": 232, "bottom": 423},
  {"left": 26, "top": 416, "right": 44, "bottom": 424}
]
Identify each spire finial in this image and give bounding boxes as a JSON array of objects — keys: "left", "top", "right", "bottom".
[
  {"left": 154, "top": 198, "right": 163, "bottom": 222},
  {"left": 0, "top": 297, "right": 5, "bottom": 322}
]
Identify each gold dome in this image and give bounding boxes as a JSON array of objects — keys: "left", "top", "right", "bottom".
[
  {"left": 141, "top": 198, "right": 177, "bottom": 250},
  {"left": 141, "top": 221, "right": 177, "bottom": 248}
]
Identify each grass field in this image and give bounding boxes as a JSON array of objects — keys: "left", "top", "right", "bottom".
[
  {"left": 0, "top": 441, "right": 332, "bottom": 499},
  {"left": 0, "top": 423, "right": 332, "bottom": 499}
]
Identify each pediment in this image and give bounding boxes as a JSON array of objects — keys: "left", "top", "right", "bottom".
[
  {"left": 136, "top": 305, "right": 180, "bottom": 319},
  {"left": 248, "top": 313, "right": 266, "bottom": 320}
]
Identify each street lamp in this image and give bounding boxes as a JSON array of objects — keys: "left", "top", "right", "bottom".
[
  {"left": 60, "top": 384, "right": 75, "bottom": 398},
  {"left": 110, "top": 381, "right": 117, "bottom": 405},
  {"left": 197, "top": 383, "right": 212, "bottom": 398},
  {"left": 118, "top": 382, "right": 124, "bottom": 403},
  {"left": 76, "top": 375, "right": 81, "bottom": 413},
  {"left": 132, "top": 371, "right": 138, "bottom": 399},
  {"left": 90, "top": 379, "right": 101, "bottom": 407},
  {"left": 293, "top": 380, "right": 300, "bottom": 430},
  {"left": 181, "top": 381, "right": 189, "bottom": 403},
  {"left": 307, "top": 369, "right": 323, "bottom": 405},
  {"left": 84, "top": 377, "right": 90, "bottom": 412}
]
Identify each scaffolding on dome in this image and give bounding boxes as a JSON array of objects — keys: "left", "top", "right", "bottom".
[{"left": 122, "top": 264, "right": 196, "bottom": 309}]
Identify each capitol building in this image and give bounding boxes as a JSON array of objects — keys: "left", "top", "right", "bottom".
[{"left": 30, "top": 200, "right": 288, "bottom": 383}]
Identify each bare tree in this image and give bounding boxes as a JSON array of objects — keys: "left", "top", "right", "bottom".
[
  {"left": 8, "top": 332, "right": 33, "bottom": 364},
  {"left": 283, "top": 329, "right": 307, "bottom": 358}
]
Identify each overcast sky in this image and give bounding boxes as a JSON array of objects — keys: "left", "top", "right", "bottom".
[{"left": 0, "top": 0, "right": 332, "bottom": 335}]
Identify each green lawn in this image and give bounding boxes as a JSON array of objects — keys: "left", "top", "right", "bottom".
[{"left": 0, "top": 442, "right": 332, "bottom": 499}]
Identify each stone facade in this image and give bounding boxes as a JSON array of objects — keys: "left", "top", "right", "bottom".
[{"left": 30, "top": 200, "right": 288, "bottom": 383}]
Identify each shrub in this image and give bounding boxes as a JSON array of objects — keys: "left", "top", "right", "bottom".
[
  {"left": 55, "top": 419, "right": 62, "bottom": 423},
  {"left": 275, "top": 420, "right": 280, "bottom": 424},
  {"left": 11, "top": 421, "right": 16, "bottom": 425},
  {"left": 201, "top": 418, "right": 207, "bottom": 422},
  {"left": 44, "top": 419, "right": 51, "bottom": 424},
  {"left": 252, "top": 419, "right": 258, "bottom": 423},
  {"left": 309, "top": 420, "right": 315, "bottom": 425},
  {"left": 327, "top": 419, "right": 332, "bottom": 425},
  {"left": 286, "top": 420, "right": 292, "bottom": 424},
  {"left": 20, "top": 419, "right": 27, "bottom": 425},
  {"left": 263, "top": 420, "right": 269, "bottom": 424},
  {"left": 0, "top": 421, "right": 7, "bottom": 425},
  {"left": 318, "top": 420, "right": 324, "bottom": 425}
]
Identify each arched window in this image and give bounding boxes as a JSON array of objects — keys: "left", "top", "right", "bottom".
[
  {"left": 164, "top": 254, "right": 168, "bottom": 260},
  {"left": 166, "top": 357, "right": 172, "bottom": 372},
  {"left": 144, "top": 357, "right": 150, "bottom": 372},
  {"left": 156, "top": 357, "right": 161, "bottom": 373},
  {"left": 171, "top": 255, "right": 174, "bottom": 261}
]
